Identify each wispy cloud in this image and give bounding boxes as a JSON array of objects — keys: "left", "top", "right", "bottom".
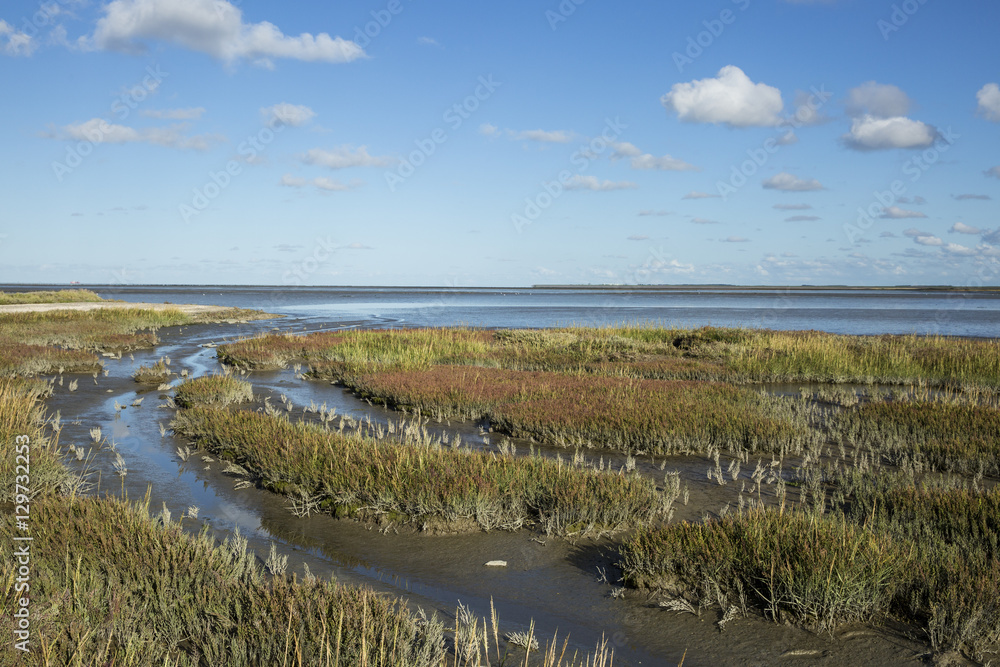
[
  {"left": 762, "top": 172, "right": 824, "bottom": 192},
  {"left": 563, "top": 175, "right": 637, "bottom": 191},
  {"left": 301, "top": 145, "right": 394, "bottom": 169}
]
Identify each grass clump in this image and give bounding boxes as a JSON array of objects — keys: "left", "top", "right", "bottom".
[
  {"left": 0, "top": 288, "right": 104, "bottom": 305},
  {"left": 171, "top": 406, "right": 665, "bottom": 535},
  {"left": 345, "top": 366, "right": 810, "bottom": 455},
  {"left": 0, "top": 378, "right": 74, "bottom": 501},
  {"left": 133, "top": 359, "right": 172, "bottom": 384},
  {"left": 0, "top": 494, "right": 449, "bottom": 666},
  {"left": 833, "top": 399, "right": 1000, "bottom": 475},
  {"left": 175, "top": 374, "right": 254, "bottom": 408},
  {"left": 620, "top": 508, "right": 905, "bottom": 633}
]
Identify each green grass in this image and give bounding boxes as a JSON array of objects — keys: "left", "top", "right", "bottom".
[
  {"left": 175, "top": 374, "right": 254, "bottom": 408},
  {"left": 0, "top": 288, "right": 104, "bottom": 305},
  {"left": 220, "top": 325, "right": 1000, "bottom": 388},
  {"left": 171, "top": 405, "right": 666, "bottom": 535},
  {"left": 620, "top": 508, "right": 904, "bottom": 633},
  {"left": 0, "top": 378, "right": 74, "bottom": 502}
]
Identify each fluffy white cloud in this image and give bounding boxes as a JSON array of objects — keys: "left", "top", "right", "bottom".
[
  {"left": 914, "top": 235, "right": 943, "bottom": 247},
  {"left": 60, "top": 118, "right": 220, "bottom": 150},
  {"left": 977, "top": 83, "right": 1000, "bottom": 122},
  {"left": 301, "top": 146, "right": 393, "bottom": 169},
  {"left": 87, "top": 0, "right": 364, "bottom": 65},
  {"left": 563, "top": 175, "right": 637, "bottom": 191},
  {"left": 846, "top": 82, "right": 912, "bottom": 118},
  {"left": 629, "top": 153, "right": 698, "bottom": 172},
  {"left": 141, "top": 107, "right": 206, "bottom": 120},
  {"left": 843, "top": 115, "right": 936, "bottom": 150},
  {"left": 479, "top": 123, "right": 500, "bottom": 137},
  {"left": 0, "top": 19, "right": 36, "bottom": 56},
  {"left": 511, "top": 129, "right": 573, "bottom": 143},
  {"left": 280, "top": 174, "right": 359, "bottom": 191},
  {"left": 880, "top": 206, "right": 926, "bottom": 219},
  {"left": 609, "top": 142, "right": 642, "bottom": 160},
  {"left": 943, "top": 242, "right": 976, "bottom": 255},
  {"left": 661, "top": 66, "right": 784, "bottom": 128},
  {"left": 262, "top": 103, "right": 316, "bottom": 127},
  {"left": 950, "top": 222, "right": 982, "bottom": 235},
  {"left": 762, "top": 172, "right": 824, "bottom": 192}
]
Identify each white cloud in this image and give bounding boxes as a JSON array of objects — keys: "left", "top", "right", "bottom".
[
  {"left": 682, "top": 191, "right": 720, "bottom": 200},
  {"left": 786, "top": 215, "right": 820, "bottom": 222},
  {"left": 985, "top": 166, "right": 1000, "bottom": 179},
  {"left": 87, "top": 0, "right": 365, "bottom": 65},
  {"left": 773, "top": 203, "right": 812, "bottom": 210},
  {"left": 692, "top": 217, "right": 719, "bottom": 225},
  {"left": 638, "top": 210, "right": 671, "bottom": 217},
  {"left": 977, "top": 83, "right": 1000, "bottom": 122},
  {"left": 0, "top": 19, "right": 37, "bottom": 56},
  {"left": 950, "top": 222, "right": 982, "bottom": 235},
  {"left": 141, "top": 107, "right": 206, "bottom": 120},
  {"left": 762, "top": 172, "right": 824, "bottom": 192},
  {"left": 843, "top": 115, "right": 937, "bottom": 150},
  {"left": 629, "top": 153, "right": 698, "bottom": 172},
  {"left": 417, "top": 36, "right": 440, "bottom": 47},
  {"left": 511, "top": 129, "right": 574, "bottom": 143},
  {"left": 280, "top": 174, "right": 359, "bottom": 191},
  {"left": 609, "top": 142, "right": 642, "bottom": 160},
  {"left": 661, "top": 65, "right": 784, "bottom": 128},
  {"left": 880, "top": 206, "right": 926, "bottom": 219},
  {"left": 943, "top": 242, "right": 976, "bottom": 255},
  {"left": 479, "top": 123, "right": 500, "bottom": 137},
  {"left": 60, "top": 118, "right": 220, "bottom": 150},
  {"left": 301, "top": 145, "right": 393, "bottom": 169},
  {"left": 775, "top": 130, "right": 798, "bottom": 145},
  {"left": 722, "top": 236, "right": 750, "bottom": 243},
  {"left": 261, "top": 103, "right": 315, "bottom": 127},
  {"left": 903, "top": 228, "right": 930, "bottom": 238},
  {"left": 914, "top": 235, "right": 943, "bottom": 247},
  {"left": 846, "top": 82, "right": 912, "bottom": 118},
  {"left": 563, "top": 175, "right": 637, "bottom": 191},
  {"left": 953, "top": 193, "right": 991, "bottom": 201}
]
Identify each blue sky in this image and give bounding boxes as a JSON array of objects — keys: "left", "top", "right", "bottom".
[{"left": 1, "top": 0, "right": 998, "bottom": 287}]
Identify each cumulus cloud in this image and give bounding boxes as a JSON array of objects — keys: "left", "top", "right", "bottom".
[
  {"left": 629, "top": 153, "right": 698, "bottom": 172},
  {"left": 762, "top": 172, "right": 824, "bottom": 192},
  {"left": 661, "top": 65, "right": 784, "bottom": 128},
  {"left": 510, "top": 129, "right": 573, "bottom": 143},
  {"left": 609, "top": 142, "right": 642, "bottom": 160},
  {"left": 479, "top": 123, "right": 500, "bottom": 137},
  {"left": 950, "top": 222, "right": 982, "bottom": 235},
  {"left": 903, "top": 228, "right": 930, "bottom": 238},
  {"left": 914, "top": 235, "right": 943, "bottom": 247},
  {"left": 0, "top": 20, "right": 37, "bottom": 56},
  {"left": 563, "top": 175, "right": 637, "bottom": 191},
  {"left": 682, "top": 191, "right": 720, "bottom": 200},
  {"left": 775, "top": 130, "right": 798, "bottom": 145},
  {"left": 59, "top": 118, "right": 220, "bottom": 150},
  {"left": 843, "top": 115, "right": 937, "bottom": 150},
  {"left": 943, "top": 242, "right": 976, "bottom": 255},
  {"left": 301, "top": 145, "right": 393, "bottom": 169},
  {"left": 977, "top": 83, "right": 1000, "bottom": 122},
  {"left": 280, "top": 174, "right": 360, "bottom": 191},
  {"left": 880, "top": 206, "right": 927, "bottom": 219},
  {"left": 86, "top": 0, "right": 365, "bottom": 65},
  {"left": 261, "top": 103, "right": 315, "bottom": 127},
  {"left": 141, "top": 107, "right": 206, "bottom": 120},
  {"left": 846, "top": 82, "right": 912, "bottom": 118}
]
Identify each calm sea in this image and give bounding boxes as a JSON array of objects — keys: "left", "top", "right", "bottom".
[{"left": 7, "top": 285, "right": 1000, "bottom": 337}]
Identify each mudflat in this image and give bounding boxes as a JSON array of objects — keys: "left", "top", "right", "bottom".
[{"left": 0, "top": 301, "right": 240, "bottom": 315}]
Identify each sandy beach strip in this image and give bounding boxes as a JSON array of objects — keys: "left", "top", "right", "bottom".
[{"left": 0, "top": 301, "right": 245, "bottom": 315}]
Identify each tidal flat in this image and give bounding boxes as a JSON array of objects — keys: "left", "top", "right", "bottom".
[{"left": 2, "top": 291, "right": 997, "bottom": 665}]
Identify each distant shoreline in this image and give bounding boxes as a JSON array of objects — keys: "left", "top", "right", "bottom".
[{"left": 533, "top": 284, "right": 1000, "bottom": 293}]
